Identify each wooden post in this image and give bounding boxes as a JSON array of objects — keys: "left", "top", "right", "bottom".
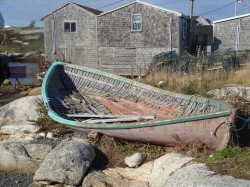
[{"left": 190, "top": 0, "right": 194, "bottom": 33}]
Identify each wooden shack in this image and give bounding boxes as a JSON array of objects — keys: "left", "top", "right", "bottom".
[
  {"left": 213, "top": 13, "right": 250, "bottom": 51},
  {"left": 42, "top": 0, "right": 196, "bottom": 76},
  {"left": 97, "top": 1, "right": 192, "bottom": 75},
  {"left": 41, "top": 2, "right": 102, "bottom": 68}
]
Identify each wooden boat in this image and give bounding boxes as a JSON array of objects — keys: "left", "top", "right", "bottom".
[{"left": 42, "top": 62, "right": 236, "bottom": 149}]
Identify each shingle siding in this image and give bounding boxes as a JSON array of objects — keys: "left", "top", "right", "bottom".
[
  {"left": 97, "top": 2, "right": 180, "bottom": 75},
  {"left": 213, "top": 15, "right": 250, "bottom": 51},
  {"left": 43, "top": 1, "right": 188, "bottom": 76},
  {"left": 43, "top": 3, "right": 98, "bottom": 67}
]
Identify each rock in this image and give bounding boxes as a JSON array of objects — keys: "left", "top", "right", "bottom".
[
  {"left": 37, "top": 132, "right": 46, "bottom": 138},
  {"left": 246, "top": 88, "right": 250, "bottom": 101},
  {"left": 0, "top": 120, "right": 39, "bottom": 135},
  {"left": 33, "top": 138, "right": 95, "bottom": 186},
  {"left": 83, "top": 153, "right": 250, "bottom": 187},
  {"left": 124, "top": 153, "right": 146, "bottom": 168},
  {"left": 16, "top": 28, "right": 43, "bottom": 35},
  {"left": 149, "top": 153, "right": 193, "bottom": 187},
  {"left": 0, "top": 124, "right": 39, "bottom": 135},
  {"left": 25, "top": 51, "right": 40, "bottom": 57},
  {"left": 0, "top": 127, "right": 40, "bottom": 142},
  {"left": 28, "top": 87, "right": 41, "bottom": 96},
  {"left": 0, "top": 96, "right": 42, "bottom": 121},
  {"left": 29, "top": 181, "right": 76, "bottom": 187},
  {"left": 82, "top": 170, "right": 149, "bottom": 187},
  {"left": 1, "top": 79, "right": 11, "bottom": 86},
  {"left": 0, "top": 141, "right": 42, "bottom": 173},
  {"left": 46, "top": 132, "right": 54, "bottom": 139},
  {"left": 24, "top": 35, "right": 40, "bottom": 40},
  {"left": 12, "top": 40, "right": 23, "bottom": 44},
  {"left": 208, "top": 86, "right": 250, "bottom": 101},
  {"left": 11, "top": 52, "right": 25, "bottom": 57},
  {"left": 25, "top": 144, "right": 53, "bottom": 160},
  {"left": 83, "top": 153, "right": 193, "bottom": 187},
  {"left": 162, "top": 162, "right": 250, "bottom": 187},
  {"left": 157, "top": 81, "right": 165, "bottom": 87},
  {"left": 22, "top": 42, "right": 29, "bottom": 45},
  {"left": 103, "top": 161, "right": 153, "bottom": 183}
]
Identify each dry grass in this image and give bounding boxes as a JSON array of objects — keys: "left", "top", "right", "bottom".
[
  {"left": 0, "top": 28, "right": 44, "bottom": 53},
  {"left": 141, "top": 64, "right": 250, "bottom": 97}
]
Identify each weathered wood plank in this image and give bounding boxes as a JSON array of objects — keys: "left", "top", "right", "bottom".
[
  {"left": 66, "top": 114, "right": 155, "bottom": 119},
  {"left": 55, "top": 97, "right": 69, "bottom": 109},
  {"left": 81, "top": 116, "right": 154, "bottom": 124}
]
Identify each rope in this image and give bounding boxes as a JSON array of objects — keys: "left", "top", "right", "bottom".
[
  {"left": 211, "top": 119, "right": 232, "bottom": 137},
  {"left": 235, "top": 116, "right": 250, "bottom": 131}
]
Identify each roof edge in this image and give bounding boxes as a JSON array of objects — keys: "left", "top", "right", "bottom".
[
  {"left": 41, "top": 1, "right": 101, "bottom": 20},
  {"left": 98, "top": 0, "right": 182, "bottom": 17},
  {"left": 213, "top": 13, "right": 250, "bottom": 24}
]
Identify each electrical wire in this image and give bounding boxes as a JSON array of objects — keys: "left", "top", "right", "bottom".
[
  {"left": 98, "top": 0, "right": 128, "bottom": 9},
  {"left": 200, "top": 2, "right": 235, "bottom": 16},
  {"left": 156, "top": 0, "right": 187, "bottom": 6}
]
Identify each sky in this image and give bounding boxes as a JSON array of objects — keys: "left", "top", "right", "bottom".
[{"left": 0, "top": 0, "right": 250, "bottom": 27}]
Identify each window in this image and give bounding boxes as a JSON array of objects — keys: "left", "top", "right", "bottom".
[
  {"left": 131, "top": 14, "right": 142, "bottom": 31},
  {"left": 64, "top": 21, "right": 76, "bottom": 33}
]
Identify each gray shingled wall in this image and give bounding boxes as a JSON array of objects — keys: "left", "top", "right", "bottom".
[
  {"left": 97, "top": 3, "right": 180, "bottom": 76},
  {"left": 213, "top": 16, "right": 250, "bottom": 51},
  {"left": 43, "top": 3, "right": 98, "bottom": 67}
]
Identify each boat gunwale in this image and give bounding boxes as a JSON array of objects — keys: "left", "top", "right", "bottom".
[
  {"left": 42, "top": 61, "right": 235, "bottom": 129},
  {"left": 47, "top": 110, "right": 232, "bottom": 129}
]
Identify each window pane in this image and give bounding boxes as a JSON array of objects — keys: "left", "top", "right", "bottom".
[
  {"left": 71, "top": 22, "right": 76, "bottom": 32},
  {"left": 64, "top": 22, "right": 70, "bottom": 32},
  {"left": 132, "top": 15, "right": 142, "bottom": 31},
  {"left": 137, "top": 23, "right": 141, "bottom": 30}
]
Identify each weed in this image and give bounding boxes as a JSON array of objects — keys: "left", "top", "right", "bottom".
[
  {"left": 35, "top": 101, "right": 67, "bottom": 132},
  {"left": 204, "top": 147, "right": 242, "bottom": 163},
  {"left": 180, "top": 80, "right": 198, "bottom": 95},
  {"left": 202, "top": 147, "right": 250, "bottom": 179}
]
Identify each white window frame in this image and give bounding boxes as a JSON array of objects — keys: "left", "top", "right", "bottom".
[
  {"left": 64, "top": 21, "right": 77, "bottom": 33},
  {"left": 131, "top": 14, "right": 142, "bottom": 32}
]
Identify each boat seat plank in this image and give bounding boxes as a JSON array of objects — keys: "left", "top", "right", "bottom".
[
  {"left": 81, "top": 116, "right": 154, "bottom": 124},
  {"left": 66, "top": 114, "right": 155, "bottom": 119}
]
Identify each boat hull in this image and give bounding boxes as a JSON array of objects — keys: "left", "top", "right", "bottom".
[
  {"left": 70, "top": 112, "right": 234, "bottom": 150},
  {"left": 42, "top": 62, "right": 236, "bottom": 150}
]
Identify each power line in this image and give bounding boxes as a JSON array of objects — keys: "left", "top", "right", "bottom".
[
  {"left": 98, "top": 0, "right": 128, "bottom": 9},
  {"left": 200, "top": 2, "right": 235, "bottom": 16},
  {"left": 157, "top": 0, "right": 186, "bottom": 6}
]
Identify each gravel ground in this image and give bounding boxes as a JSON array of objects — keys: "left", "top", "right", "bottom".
[{"left": 0, "top": 172, "right": 34, "bottom": 187}]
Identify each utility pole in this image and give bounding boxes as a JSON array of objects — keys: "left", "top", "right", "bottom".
[{"left": 190, "top": 0, "right": 194, "bottom": 33}]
